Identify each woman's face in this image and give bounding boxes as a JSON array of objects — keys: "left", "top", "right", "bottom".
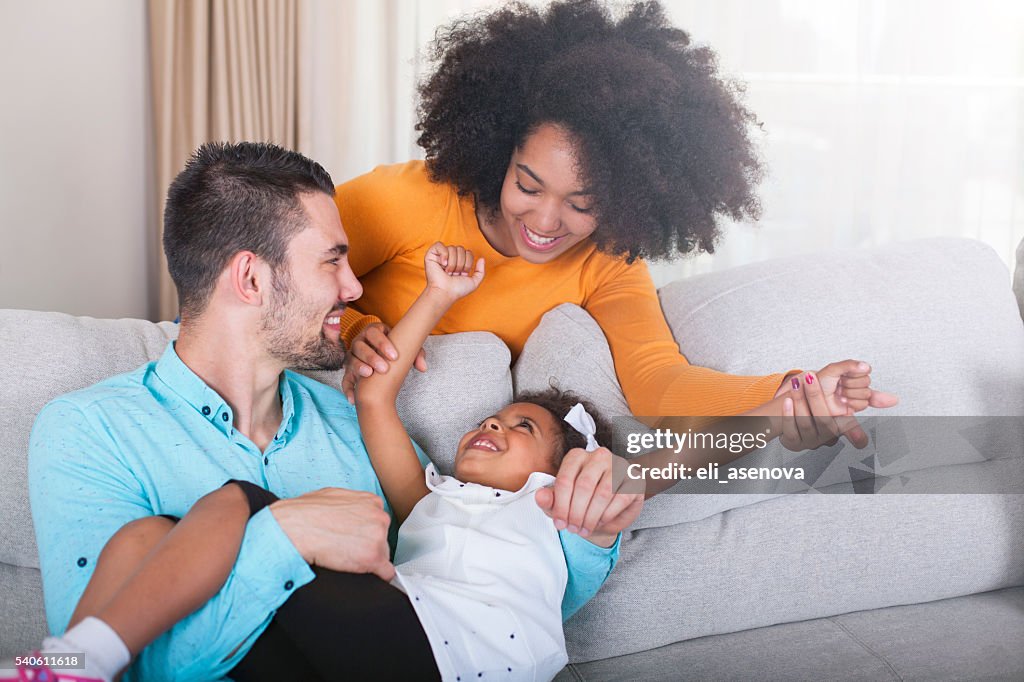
[
  {"left": 490, "top": 123, "right": 597, "bottom": 264},
  {"left": 454, "top": 402, "right": 561, "bottom": 491}
]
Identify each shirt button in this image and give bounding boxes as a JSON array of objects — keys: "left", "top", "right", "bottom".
[
  {"left": 264, "top": 457, "right": 269, "bottom": 465},
  {"left": 201, "top": 406, "right": 211, "bottom": 416},
  {"left": 76, "top": 557, "right": 87, "bottom": 567},
  {"left": 284, "top": 580, "right": 294, "bottom": 590},
  {"left": 222, "top": 413, "right": 229, "bottom": 422}
]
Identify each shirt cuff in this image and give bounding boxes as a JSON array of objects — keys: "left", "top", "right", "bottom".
[
  {"left": 560, "top": 529, "right": 621, "bottom": 572},
  {"left": 233, "top": 507, "right": 315, "bottom": 607},
  {"left": 339, "top": 310, "right": 384, "bottom": 347}
]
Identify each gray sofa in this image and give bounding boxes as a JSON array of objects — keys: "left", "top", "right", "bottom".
[{"left": 2, "top": 237, "right": 1023, "bottom": 680}]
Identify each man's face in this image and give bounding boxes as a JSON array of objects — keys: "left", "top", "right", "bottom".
[{"left": 261, "top": 192, "right": 362, "bottom": 370}]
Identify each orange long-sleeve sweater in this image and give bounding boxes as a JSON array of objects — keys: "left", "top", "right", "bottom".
[{"left": 334, "top": 161, "right": 788, "bottom": 416}]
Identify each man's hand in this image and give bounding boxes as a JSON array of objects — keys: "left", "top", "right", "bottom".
[
  {"left": 342, "top": 322, "right": 427, "bottom": 403},
  {"left": 535, "top": 447, "right": 644, "bottom": 548},
  {"left": 270, "top": 488, "right": 395, "bottom": 581}
]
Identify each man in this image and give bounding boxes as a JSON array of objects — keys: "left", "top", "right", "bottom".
[{"left": 26, "top": 142, "right": 642, "bottom": 681}]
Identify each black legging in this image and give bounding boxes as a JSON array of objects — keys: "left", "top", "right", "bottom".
[{"left": 221, "top": 480, "right": 440, "bottom": 682}]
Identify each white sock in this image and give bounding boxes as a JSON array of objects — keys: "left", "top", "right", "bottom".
[{"left": 42, "top": 617, "right": 130, "bottom": 682}]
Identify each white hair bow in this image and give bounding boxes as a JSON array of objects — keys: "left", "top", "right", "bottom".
[{"left": 564, "top": 403, "right": 600, "bottom": 452}]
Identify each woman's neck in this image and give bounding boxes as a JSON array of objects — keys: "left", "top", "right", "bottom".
[{"left": 474, "top": 201, "right": 518, "bottom": 258}]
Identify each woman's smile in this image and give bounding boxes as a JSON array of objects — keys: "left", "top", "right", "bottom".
[{"left": 519, "top": 221, "right": 568, "bottom": 251}]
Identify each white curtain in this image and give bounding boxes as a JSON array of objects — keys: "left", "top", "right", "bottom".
[
  {"left": 299, "top": 0, "right": 505, "bottom": 182},
  {"left": 300, "top": 0, "right": 1024, "bottom": 286}
]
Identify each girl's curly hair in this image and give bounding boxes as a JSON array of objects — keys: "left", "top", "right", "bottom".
[
  {"left": 416, "top": 0, "right": 764, "bottom": 262},
  {"left": 516, "top": 388, "right": 613, "bottom": 467}
]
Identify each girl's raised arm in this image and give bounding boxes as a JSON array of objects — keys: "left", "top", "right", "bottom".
[{"left": 355, "top": 243, "right": 484, "bottom": 522}]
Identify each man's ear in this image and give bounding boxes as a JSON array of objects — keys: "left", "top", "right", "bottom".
[{"left": 227, "top": 251, "right": 269, "bottom": 307}]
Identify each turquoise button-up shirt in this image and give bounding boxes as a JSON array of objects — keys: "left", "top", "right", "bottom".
[{"left": 29, "top": 342, "right": 618, "bottom": 681}]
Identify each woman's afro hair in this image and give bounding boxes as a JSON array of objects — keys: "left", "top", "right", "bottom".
[{"left": 416, "top": 0, "right": 765, "bottom": 262}]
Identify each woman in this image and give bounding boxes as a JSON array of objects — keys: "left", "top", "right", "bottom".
[{"left": 335, "top": 0, "right": 895, "bottom": 418}]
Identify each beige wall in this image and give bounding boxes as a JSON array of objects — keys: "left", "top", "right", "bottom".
[{"left": 0, "top": 0, "right": 152, "bottom": 319}]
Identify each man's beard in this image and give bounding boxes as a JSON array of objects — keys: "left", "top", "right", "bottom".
[{"left": 261, "top": 268, "right": 347, "bottom": 371}]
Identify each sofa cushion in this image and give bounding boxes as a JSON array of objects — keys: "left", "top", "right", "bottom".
[
  {"left": 0, "top": 562, "right": 48, "bottom": 659},
  {"left": 559, "top": 586, "right": 1024, "bottom": 680},
  {"left": 658, "top": 237, "right": 1024, "bottom": 417},
  {"left": 564, "top": 494, "right": 1024, "bottom": 663},
  {"left": 0, "top": 311, "right": 179, "bottom": 569},
  {"left": 513, "top": 303, "right": 631, "bottom": 418}
]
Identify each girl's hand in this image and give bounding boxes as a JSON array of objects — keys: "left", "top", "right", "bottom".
[
  {"left": 341, "top": 322, "right": 427, "bottom": 403},
  {"left": 774, "top": 360, "right": 899, "bottom": 447},
  {"left": 780, "top": 371, "right": 868, "bottom": 450},
  {"left": 424, "top": 242, "right": 485, "bottom": 300},
  {"left": 815, "top": 360, "right": 899, "bottom": 413}
]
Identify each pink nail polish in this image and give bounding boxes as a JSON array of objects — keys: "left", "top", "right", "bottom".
[
  {"left": 791, "top": 378, "right": 800, "bottom": 390},
  {"left": 805, "top": 374, "right": 814, "bottom": 385}
]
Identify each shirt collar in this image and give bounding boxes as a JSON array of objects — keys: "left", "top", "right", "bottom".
[
  {"left": 276, "top": 371, "right": 297, "bottom": 443},
  {"left": 154, "top": 341, "right": 295, "bottom": 440}
]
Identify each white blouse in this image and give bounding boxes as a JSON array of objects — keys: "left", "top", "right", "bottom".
[{"left": 392, "top": 463, "right": 568, "bottom": 682}]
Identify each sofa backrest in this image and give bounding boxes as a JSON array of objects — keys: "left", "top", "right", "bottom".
[{"left": 657, "top": 237, "right": 1024, "bottom": 417}]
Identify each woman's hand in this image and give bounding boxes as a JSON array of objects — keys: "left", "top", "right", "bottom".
[{"left": 342, "top": 323, "right": 427, "bottom": 404}]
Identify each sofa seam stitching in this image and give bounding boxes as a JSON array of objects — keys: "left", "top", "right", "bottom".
[
  {"left": 562, "top": 663, "right": 586, "bottom": 682},
  {"left": 553, "top": 306, "right": 622, "bottom": 387},
  {"left": 662, "top": 270, "right": 791, "bottom": 326},
  {"left": 826, "top": 616, "right": 904, "bottom": 681}
]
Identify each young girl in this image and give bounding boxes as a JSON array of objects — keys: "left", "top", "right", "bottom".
[{"left": 8, "top": 243, "right": 854, "bottom": 682}]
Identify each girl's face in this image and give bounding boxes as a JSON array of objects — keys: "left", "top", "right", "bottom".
[
  {"left": 485, "top": 123, "right": 598, "bottom": 264},
  {"left": 454, "top": 402, "right": 561, "bottom": 491}
]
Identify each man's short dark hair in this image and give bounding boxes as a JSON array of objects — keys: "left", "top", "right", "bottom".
[{"left": 163, "top": 141, "right": 335, "bottom": 318}]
